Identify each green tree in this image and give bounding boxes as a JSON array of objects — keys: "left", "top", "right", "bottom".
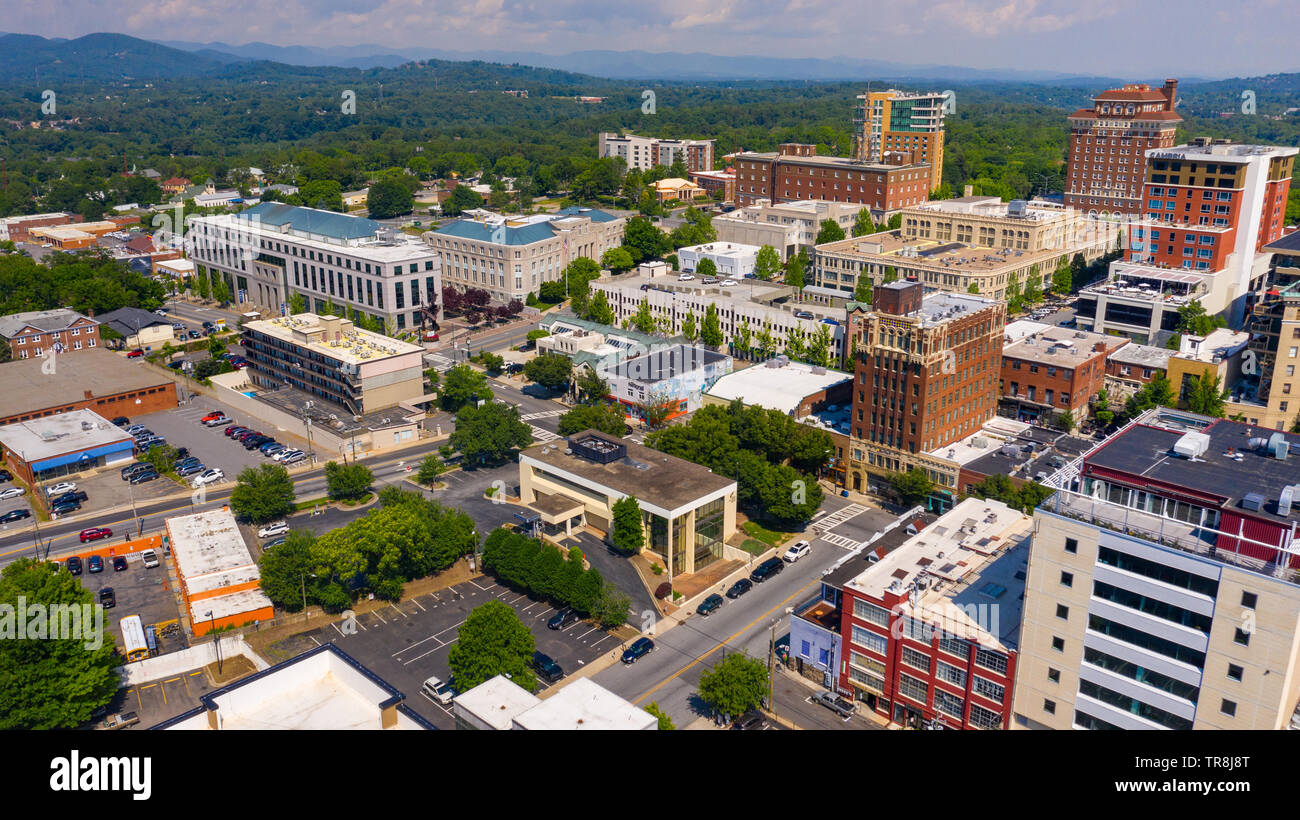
[
  {"left": 366, "top": 178, "right": 415, "bottom": 218},
  {"left": 585, "top": 289, "right": 616, "bottom": 325},
  {"left": 256, "top": 530, "right": 316, "bottom": 611},
  {"left": 576, "top": 368, "right": 610, "bottom": 403},
  {"left": 967, "top": 282, "right": 980, "bottom": 294},
  {"left": 450, "top": 402, "right": 532, "bottom": 465},
  {"left": 0, "top": 558, "right": 121, "bottom": 729},
  {"left": 624, "top": 216, "right": 671, "bottom": 262},
  {"left": 211, "top": 274, "right": 230, "bottom": 304},
  {"left": 815, "top": 218, "right": 846, "bottom": 245},
  {"left": 882, "top": 265, "right": 898, "bottom": 284},
  {"left": 523, "top": 352, "right": 573, "bottom": 392},
  {"left": 887, "top": 213, "right": 903, "bottom": 230},
  {"left": 611, "top": 495, "right": 644, "bottom": 553},
  {"left": 473, "top": 351, "right": 505, "bottom": 373},
  {"left": 701, "top": 303, "right": 724, "bottom": 347},
  {"left": 734, "top": 319, "right": 753, "bottom": 358},
  {"left": 785, "top": 247, "right": 807, "bottom": 291},
  {"left": 631, "top": 298, "right": 657, "bottom": 333},
  {"left": 440, "top": 364, "right": 492, "bottom": 411},
  {"left": 697, "top": 653, "right": 768, "bottom": 720},
  {"left": 753, "top": 244, "right": 781, "bottom": 281},
  {"left": 288, "top": 291, "right": 307, "bottom": 314},
  {"left": 644, "top": 702, "right": 675, "bottom": 730},
  {"left": 424, "top": 367, "right": 441, "bottom": 393},
  {"left": 416, "top": 454, "right": 446, "bottom": 487},
  {"left": 1051, "top": 258, "right": 1072, "bottom": 295},
  {"left": 641, "top": 385, "right": 680, "bottom": 429},
  {"left": 447, "top": 600, "right": 538, "bottom": 693},
  {"left": 601, "top": 246, "right": 636, "bottom": 274},
  {"left": 852, "top": 208, "right": 876, "bottom": 237},
  {"left": 590, "top": 581, "right": 631, "bottom": 628},
  {"left": 1176, "top": 302, "right": 1228, "bottom": 337},
  {"left": 325, "top": 460, "right": 374, "bottom": 501},
  {"left": 1186, "top": 372, "right": 1228, "bottom": 417},
  {"left": 853, "top": 272, "right": 874, "bottom": 303},
  {"left": 1053, "top": 409, "right": 1076, "bottom": 432},
  {"left": 299, "top": 179, "right": 344, "bottom": 212},
  {"left": 230, "top": 463, "right": 296, "bottom": 523},
  {"left": 681, "top": 309, "right": 699, "bottom": 342},
  {"left": 558, "top": 403, "right": 628, "bottom": 437},
  {"left": 695, "top": 257, "right": 718, "bottom": 279},
  {"left": 1024, "top": 265, "right": 1043, "bottom": 304},
  {"left": 887, "top": 468, "right": 933, "bottom": 507},
  {"left": 442, "top": 184, "right": 484, "bottom": 216},
  {"left": 1122, "top": 372, "right": 1176, "bottom": 420}
]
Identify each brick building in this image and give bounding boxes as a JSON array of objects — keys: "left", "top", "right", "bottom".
[
  {"left": 0, "top": 347, "right": 178, "bottom": 426},
  {"left": 732, "top": 143, "right": 931, "bottom": 216},
  {"left": 843, "top": 282, "right": 1004, "bottom": 496},
  {"left": 687, "top": 169, "right": 735, "bottom": 203},
  {"left": 999, "top": 327, "right": 1129, "bottom": 425},
  {"left": 0, "top": 308, "right": 101, "bottom": 360},
  {"left": 1064, "top": 79, "right": 1181, "bottom": 216},
  {"left": 0, "top": 212, "right": 81, "bottom": 243}
]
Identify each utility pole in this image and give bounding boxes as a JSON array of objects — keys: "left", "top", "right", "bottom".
[{"left": 768, "top": 618, "right": 777, "bottom": 718}]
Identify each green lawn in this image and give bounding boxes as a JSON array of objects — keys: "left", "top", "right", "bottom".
[
  {"left": 741, "top": 520, "right": 795, "bottom": 548},
  {"left": 739, "top": 538, "right": 768, "bottom": 556}
]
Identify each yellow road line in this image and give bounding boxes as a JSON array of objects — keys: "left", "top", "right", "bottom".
[{"left": 632, "top": 578, "right": 817, "bottom": 706}]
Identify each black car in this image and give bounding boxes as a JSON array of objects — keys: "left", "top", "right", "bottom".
[
  {"left": 244, "top": 435, "right": 271, "bottom": 450},
  {"left": 697, "top": 593, "right": 724, "bottom": 617},
  {"left": 167, "top": 360, "right": 184, "bottom": 370},
  {"left": 112, "top": 556, "right": 128, "bottom": 572},
  {"left": 66, "top": 556, "right": 82, "bottom": 576},
  {"left": 88, "top": 555, "right": 103, "bottom": 573},
  {"left": 547, "top": 608, "right": 579, "bottom": 630},
  {"left": 50, "top": 500, "right": 81, "bottom": 514},
  {"left": 98, "top": 587, "right": 115, "bottom": 608},
  {"left": 733, "top": 709, "right": 769, "bottom": 730},
  {"left": 726, "top": 578, "right": 753, "bottom": 599},
  {"left": 129, "top": 470, "right": 160, "bottom": 485},
  {"left": 750, "top": 557, "right": 785, "bottom": 583},
  {"left": 532, "top": 651, "right": 564, "bottom": 683},
  {"left": 110, "top": 416, "right": 130, "bottom": 427},
  {"left": 621, "top": 637, "right": 655, "bottom": 664},
  {"left": 0, "top": 469, "right": 11, "bottom": 481},
  {"left": 121, "top": 463, "right": 152, "bottom": 480},
  {"left": 0, "top": 509, "right": 31, "bottom": 523},
  {"left": 175, "top": 447, "right": 190, "bottom": 459},
  {"left": 50, "top": 490, "right": 88, "bottom": 506}
]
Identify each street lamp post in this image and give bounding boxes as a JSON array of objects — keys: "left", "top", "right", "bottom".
[
  {"left": 206, "top": 610, "right": 222, "bottom": 675},
  {"left": 300, "top": 572, "right": 317, "bottom": 624}
]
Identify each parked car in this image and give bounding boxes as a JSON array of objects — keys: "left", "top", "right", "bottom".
[
  {"left": 125, "top": 424, "right": 148, "bottom": 434},
  {"left": 193, "top": 469, "right": 224, "bottom": 486},
  {"left": 79, "top": 527, "right": 113, "bottom": 543},
  {"left": 259, "top": 441, "right": 285, "bottom": 456},
  {"left": 51, "top": 500, "right": 82, "bottom": 514},
  {"left": 811, "top": 691, "right": 856, "bottom": 720},
  {"left": 126, "top": 349, "right": 144, "bottom": 358},
  {"left": 140, "top": 550, "right": 160, "bottom": 568},
  {"left": 50, "top": 490, "right": 88, "bottom": 506},
  {"left": 176, "top": 462, "right": 205, "bottom": 477},
  {"left": 66, "top": 556, "right": 82, "bottom": 575},
  {"left": 720, "top": 279, "right": 739, "bottom": 287},
  {"left": 187, "top": 330, "right": 202, "bottom": 340},
  {"left": 98, "top": 587, "right": 115, "bottom": 608},
  {"left": 0, "top": 509, "right": 31, "bottom": 523},
  {"left": 272, "top": 448, "right": 300, "bottom": 461},
  {"left": 0, "top": 487, "right": 24, "bottom": 500},
  {"left": 621, "top": 637, "right": 655, "bottom": 664},
  {"left": 99, "top": 711, "right": 139, "bottom": 730},
  {"left": 203, "top": 415, "right": 232, "bottom": 427},
  {"left": 0, "top": 469, "right": 9, "bottom": 481},
  {"left": 702, "top": 276, "right": 718, "bottom": 284},
  {"left": 46, "top": 482, "right": 77, "bottom": 496},
  {"left": 262, "top": 536, "right": 288, "bottom": 549},
  {"left": 174, "top": 447, "right": 190, "bottom": 459},
  {"left": 697, "top": 593, "right": 725, "bottom": 617},
  {"left": 547, "top": 608, "right": 579, "bottom": 630},
  {"left": 174, "top": 457, "right": 201, "bottom": 470},
  {"left": 421, "top": 676, "right": 455, "bottom": 705},
  {"left": 112, "top": 556, "right": 128, "bottom": 572},
  {"left": 733, "top": 709, "right": 769, "bottom": 730},
  {"left": 750, "top": 556, "right": 785, "bottom": 583},
  {"left": 726, "top": 578, "right": 753, "bottom": 599},
  {"left": 257, "top": 521, "right": 289, "bottom": 539},
  {"left": 110, "top": 416, "right": 130, "bottom": 427},
  {"left": 280, "top": 451, "right": 307, "bottom": 464},
  {"left": 201, "top": 411, "right": 226, "bottom": 422},
  {"left": 244, "top": 435, "right": 272, "bottom": 450},
  {"left": 677, "top": 273, "right": 695, "bottom": 281},
  {"left": 782, "top": 540, "right": 812, "bottom": 563},
  {"left": 121, "top": 463, "right": 152, "bottom": 480},
  {"left": 129, "top": 470, "right": 159, "bottom": 485},
  {"left": 224, "top": 426, "right": 248, "bottom": 438},
  {"left": 532, "top": 651, "right": 564, "bottom": 683},
  {"left": 87, "top": 555, "right": 104, "bottom": 573},
  {"left": 202, "top": 321, "right": 215, "bottom": 331}
]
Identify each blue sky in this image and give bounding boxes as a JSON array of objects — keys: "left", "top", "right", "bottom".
[{"left": 7, "top": 0, "right": 1298, "bottom": 78}]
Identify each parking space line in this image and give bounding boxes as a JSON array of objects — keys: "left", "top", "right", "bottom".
[
  {"left": 390, "top": 603, "right": 407, "bottom": 618},
  {"left": 310, "top": 635, "right": 321, "bottom": 646},
  {"left": 402, "top": 639, "right": 458, "bottom": 666},
  {"left": 330, "top": 622, "right": 347, "bottom": 637},
  {"left": 574, "top": 626, "right": 600, "bottom": 641},
  {"left": 411, "top": 598, "right": 426, "bottom": 612}
]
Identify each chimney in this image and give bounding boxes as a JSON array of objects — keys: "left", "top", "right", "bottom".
[
  {"left": 963, "top": 184, "right": 973, "bottom": 198},
  {"left": 83, "top": 390, "right": 94, "bottom": 400},
  {"left": 1162, "top": 78, "right": 1178, "bottom": 111}
]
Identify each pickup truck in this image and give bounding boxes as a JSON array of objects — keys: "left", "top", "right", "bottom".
[
  {"left": 99, "top": 711, "right": 140, "bottom": 730},
  {"left": 811, "top": 691, "right": 856, "bottom": 720}
]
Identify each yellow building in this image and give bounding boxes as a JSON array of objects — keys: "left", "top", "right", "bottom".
[{"left": 653, "top": 177, "right": 705, "bottom": 203}]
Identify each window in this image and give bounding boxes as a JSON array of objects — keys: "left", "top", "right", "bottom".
[
  {"left": 1048, "top": 668, "right": 1060, "bottom": 683},
  {"left": 1233, "top": 628, "right": 1250, "bottom": 646},
  {"left": 1227, "top": 664, "right": 1243, "bottom": 682},
  {"left": 901, "top": 646, "right": 930, "bottom": 672},
  {"left": 851, "top": 624, "right": 887, "bottom": 655},
  {"left": 853, "top": 599, "right": 891, "bottom": 627},
  {"left": 973, "top": 676, "right": 1005, "bottom": 702},
  {"left": 1051, "top": 636, "right": 1065, "bottom": 652},
  {"left": 935, "top": 661, "right": 966, "bottom": 688},
  {"left": 1241, "top": 591, "right": 1257, "bottom": 609},
  {"left": 1220, "top": 699, "right": 1237, "bottom": 717},
  {"left": 934, "top": 689, "right": 964, "bottom": 720},
  {"left": 1056, "top": 604, "right": 1069, "bottom": 620},
  {"left": 897, "top": 673, "right": 928, "bottom": 705},
  {"left": 968, "top": 703, "right": 1002, "bottom": 730},
  {"left": 1060, "top": 571, "right": 1073, "bottom": 587},
  {"left": 1043, "top": 699, "right": 1056, "bottom": 715},
  {"left": 1065, "top": 537, "right": 1077, "bottom": 554},
  {"left": 974, "top": 648, "right": 1007, "bottom": 675}
]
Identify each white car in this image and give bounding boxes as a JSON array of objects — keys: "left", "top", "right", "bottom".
[
  {"left": 783, "top": 540, "right": 812, "bottom": 563},
  {"left": 280, "top": 451, "right": 307, "bottom": 464},
  {"left": 46, "top": 482, "right": 77, "bottom": 495},
  {"left": 421, "top": 676, "right": 456, "bottom": 706},
  {"left": 154, "top": 309, "right": 169, "bottom": 317},
  {"left": 258, "top": 522, "right": 289, "bottom": 539},
  {"left": 193, "top": 468, "right": 225, "bottom": 486},
  {"left": 720, "top": 279, "right": 739, "bottom": 286},
  {"left": 677, "top": 273, "right": 695, "bottom": 281},
  {"left": 0, "top": 487, "right": 24, "bottom": 500},
  {"left": 272, "top": 448, "right": 303, "bottom": 462}
]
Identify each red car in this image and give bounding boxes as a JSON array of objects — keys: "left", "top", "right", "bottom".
[
  {"left": 126, "top": 349, "right": 144, "bottom": 358},
  {"left": 79, "top": 527, "right": 113, "bottom": 543},
  {"left": 201, "top": 411, "right": 225, "bottom": 422}
]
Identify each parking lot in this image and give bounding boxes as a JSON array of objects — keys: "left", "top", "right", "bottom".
[
  {"left": 130, "top": 400, "right": 313, "bottom": 485},
  {"left": 71, "top": 546, "right": 189, "bottom": 656},
  {"left": 0, "top": 471, "right": 35, "bottom": 525},
  {"left": 270, "top": 575, "right": 621, "bottom": 728}
]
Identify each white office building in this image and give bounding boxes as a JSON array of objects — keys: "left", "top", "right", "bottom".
[{"left": 677, "top": 242, "right": 762, "bottom": 279}]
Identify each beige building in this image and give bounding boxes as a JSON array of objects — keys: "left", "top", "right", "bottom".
[
  {"left": 1014, "top": 408, "right": 1300, "bottom": 730},
  {"left": 901, "top": 196, "right": 1106, "bottom": 256},
  {"left": 518, "top": 431, "right": 738, "bottom": 579},
  {"left": 714, "top": 199, "right": 860, "bottom": 261}
]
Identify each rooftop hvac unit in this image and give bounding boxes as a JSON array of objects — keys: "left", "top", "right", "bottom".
[
  {"left": 1278, "top": 484, "right": 1300, "bottom": 517},
  {"left": 1269, "top": 432, "right": 1289, "bottom": 460},
  {"left": 1242, "top": 492, "right": 1265, "bottom": 512},
  {"left": 1172, "top": 431, "right": 1210, "bottom": 459}
]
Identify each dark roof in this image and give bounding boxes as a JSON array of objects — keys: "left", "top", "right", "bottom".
[
  {"left": 0, "top": 308, "right": 94, "bottom": 338},
  {"left": 1265, "top": 230, "right": 1300, "bottom": 255},
  {"left": 0, "top": 347, "right": 173, "bottom": 419},
  {"left": 1085, "top": 419, "right": 1300, "bottom": 523},
  {"left": 434, "top": 208, "right": 620, "bottom": 246},
  {"left": 96, "top": 307, "right": 171, "bottom": 337}
]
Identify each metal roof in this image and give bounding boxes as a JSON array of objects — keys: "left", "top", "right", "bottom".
[{"left": 237, "top": 202, "right": 383, "bottom": 241}]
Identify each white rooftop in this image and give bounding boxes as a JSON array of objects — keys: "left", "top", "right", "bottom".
[
  {"left": 931, "top": 417, "right": 1034, "bottom": 465},
  {"left": 453, "top": 675, "right": 541, "bottom": 729},
  {"left": 512, "top": 678, "right": 657, "bottom": 730},
  {"left": 705, "top": 360, "right": 851, "bottom": 416},
  {"left": 166, "top": 508, "right": 271, "bottom": 617},
  {"left": 248, "top": 313, "right": 423, "bottom": 365},
  {"left": 1003, "top": 320, "right": 1051, "bottom": 344},
  {"left": 0, "top": 409, "right": 131, "bottom": 462}
]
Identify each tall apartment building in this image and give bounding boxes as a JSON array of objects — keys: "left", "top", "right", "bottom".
[
  {"left": 241, "top": 313, "right": 425, "bottom": 415},
  {"left": 714, "top": 199, "right": 859, "bottom": 261},
  {"left": 1064, "top": 80, "right": 1181, "bottom": 216},
  {"left": 843, "top": 283, "right": 1003, "bottom": 495},
  {"left": 1016, "top": 408, "right": 1300, "bottom": 730},
  {"left": 853, "top": 90, "right": 948, "bottom": 192},
  {"left": 596, "top": 132, "right": 714, "bottom": 173},
  {"left": 1078, "top": 138, "right": 1298, "bottom": 338},
  {"left": 188, "top": 203, "right": 443, "bottom": 333},
  {"left": 1240, "top": 239, "right": 1300, "bottom": 430},
  {"left": 732, "top": 143, "right": 931, "bottom": 215},
  {"left": 0, "top": 309, "right": 100, "bottom": 360},
  {"left": 427, "top": 207, "right": 626, "bottom": 304}
]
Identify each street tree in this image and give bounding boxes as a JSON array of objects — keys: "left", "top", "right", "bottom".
[
  {"left": 610, "top": 495, "right": 644, "bottom": 553},
  {"left": 558, "top": 403, "right": 628, "bottom": 437},
  {"left": 753, "top": 245, "right": 781, "bottom": 280},
  {"left": 439, "top": 364, "right": 493, "bottom": 412},
  {"left": 230, "top": 463, "right": 297, "bottom": 523},
  {"left": 815, "top": 218, "right": 846, "bottom": 244},
  {"left": 325, "top": 460, "right": 374, "bottom": 501},
  {"left": 701, "top": 303, "right": 724, "bottom": 347},
  {"left": 523, "top": 352, "right": 573, "bottom": 392},
  {"left": 852, "top": 208, "right": 876, "bottom": 237},
  {"left": 415, "top": 454, "right": 446, "bottom": 487},
  {"left": 697, "top": 653, "right": 768, "bottom": 720},
  {"left": 681, "top": 309, "right": 699, "bottom": 342},
  {"left": 450, "top": 402, "right": 533, "bottom": 465},
  {"left": 887, "top": 468, "right": 933, "bottom": 508}
]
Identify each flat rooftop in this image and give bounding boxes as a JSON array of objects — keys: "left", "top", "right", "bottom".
[
  {"left": 513, "top": 678, "right": 657, "bottom": 730},
  {"left": 247, "top": 313, "right": 423, "bottom": 365},
  {"left": 603, "top": 344, "right": 729, "bottom": 383},
  {"left": 735, "top": 151, "right": 926, "bottom": 172},
  {"left": 1108, "top": 342, "right": 1172, "bottom": 370},
  {"left": 908, "top": 196, "right": 1066, "bottom": 222},
  {"left": 0, "top": 409, "right": 131, "bottom": 462},
  {"left": 1003, "top": 328, "right": 1127, "bottom": 368},
  {"left": 454, "top": 675, "right": 541, "bottom": 730},
  {"left": 705, "top": 360, "right": 851, "bottom": 416},
  {"left": 596, "top": 274, "right": 844, "bottom": 319},
  {"left": 822, "top": 511, "right": 940, "bottom": 590},
  {"left": 679, "top": 241, "right": 763, "bottom": 256},
  {"left": 1003, "top": 320, "right": 1051, "bottom": 344},
  {"left": 166, "top": 508, "right": 261, "bottom": 587},
  {"left": 843, "top": 497, "right": 1033, "bottom": 652},
  {"left": 816, "top": 231, "right": 1066, "bottom": 272},
  {"left": 0, "top": 347, "right": 175, "bottom": 419},
  {"left": 249, "top": 382, "right": 421, "bottom": 434},
  {"left": 1173, "top": 328, "right": 1250, "bottom": 363},
  {"left": 521, "top": 430, "right": 735, "bottom": 515},
  {"left": 197, "top": 206, "right": 435, "bottom": 262},
  {"left": 1150, "top": 142, "right": 1299, "bottom": 162},
  {"left": 1084, "top": 416, "right": 1300, "bottom": 525},
  {"left": 913, "top": 291, "right": 999, "bottom": 326}
]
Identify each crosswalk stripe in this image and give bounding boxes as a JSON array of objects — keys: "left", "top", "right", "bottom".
[{"left": 530, "top": 425, "right": 560, "bottom": 443}]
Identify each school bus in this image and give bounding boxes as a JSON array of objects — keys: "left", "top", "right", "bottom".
[{"left": 120, "top": 615, "right": 149, "bottom": 663}]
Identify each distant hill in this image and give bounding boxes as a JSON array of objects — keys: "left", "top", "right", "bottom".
[{"left": 0, "top": 32, "right": 239, "bottom": 82}]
